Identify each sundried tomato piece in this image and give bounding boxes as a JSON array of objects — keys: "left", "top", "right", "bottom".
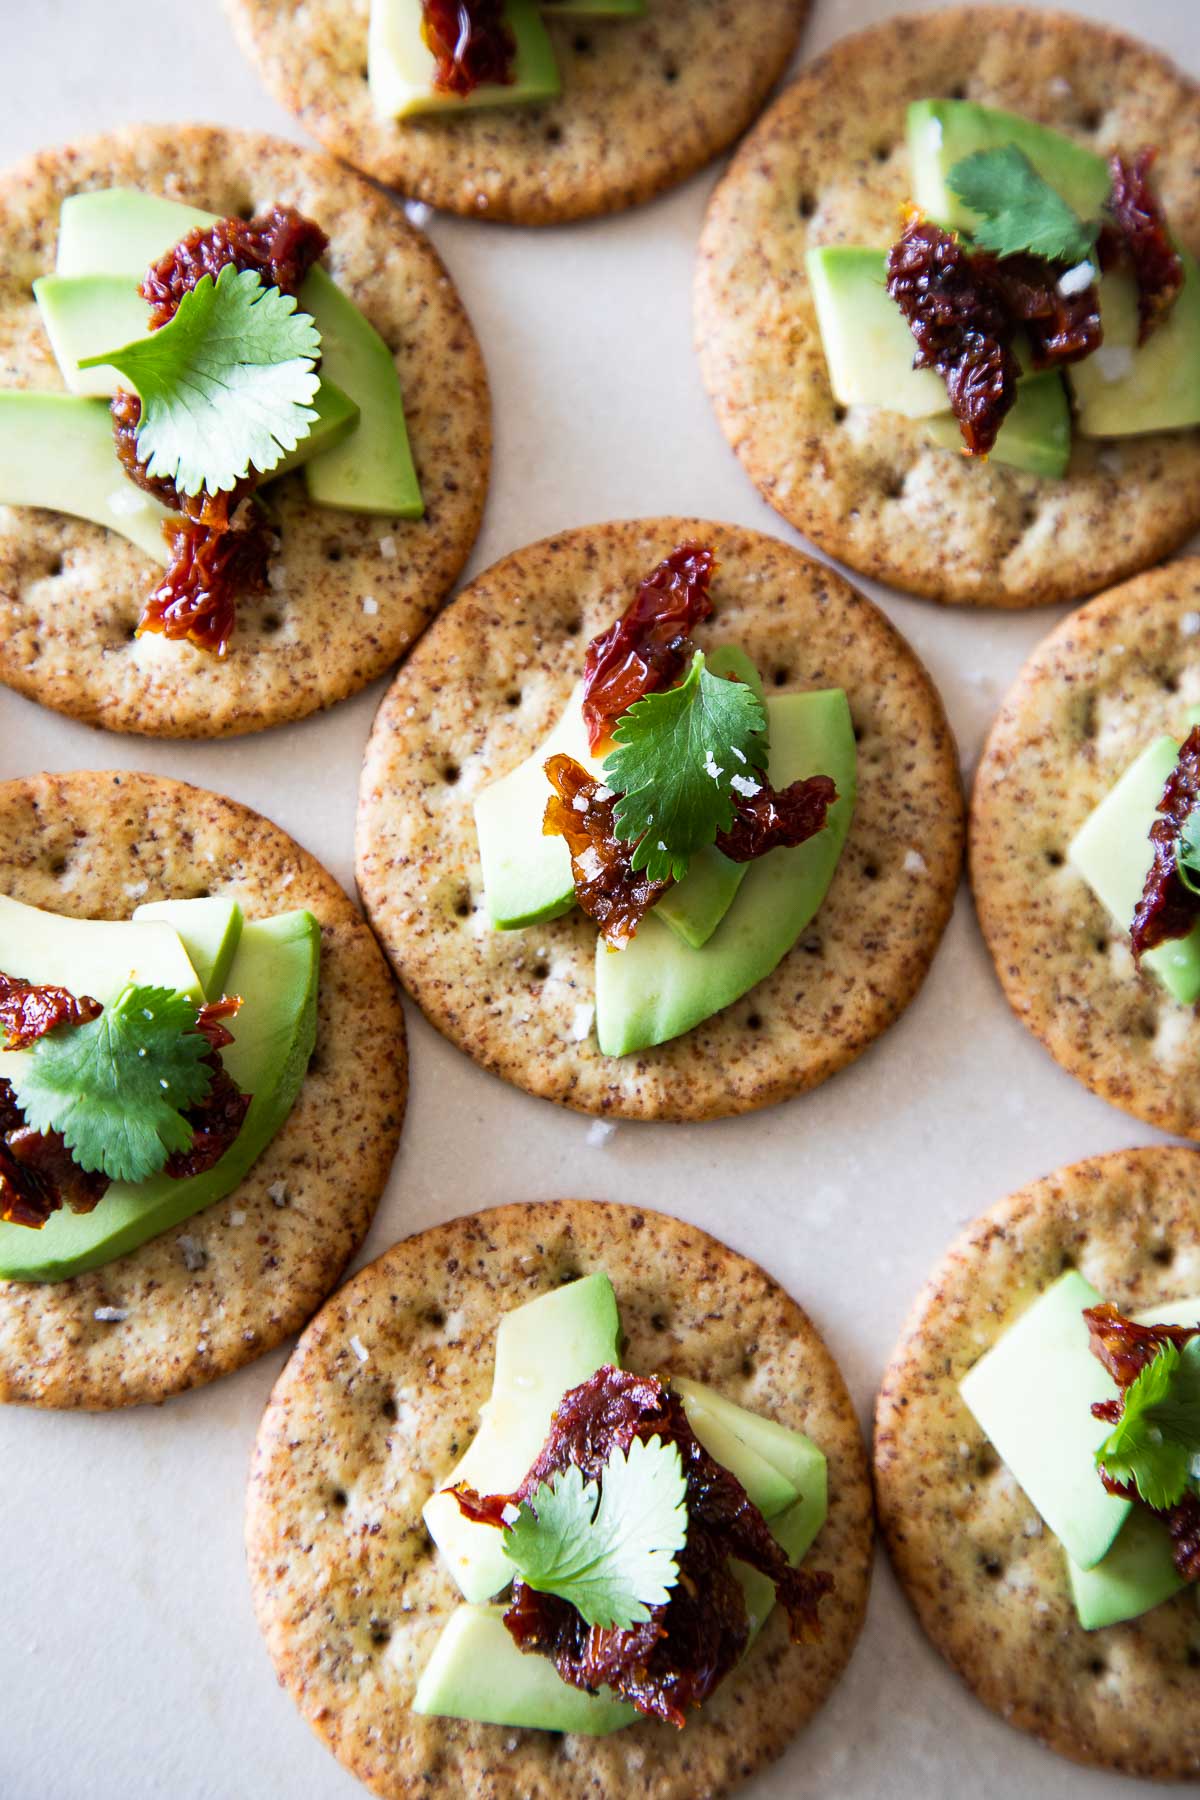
[
  {"left": 990, "top": 254, "right": 1103, "bottom": 368},
  {"left": 1130, "top": 726, "right": 1200, "bottom": 958},
  {"left": 195, "top": 994, "right": 243, "bottom": 1054},
  {"left": 164, "top": 996, "right": 251, "bottom": 1180},
  {"left": 0, "top": 969, "right": 102, "bottom": 1051},
  {"left": 0, "top": 1078, "right": 110, "bottom": 1230},
  {"left": 715, "top": 774, "right": 837, "bottom": 863},
  {"left": 543, "top": 753, "right": 672, "bottom": 949},
  {"left": 420, "top": 0, "right": 518, "bottom": 98},
  {"left": 453, "top": 1367, "right": 833, "bottom": 1726},
  {"left": 1103, "top": 151, "right": 1184, "bottom": 344},
  {"left": 887, "top": 217, "right": 1022, "bottom": 456},
  {"left": 582, "top": 544, "right": 717, "bottom": 753},
  {"left": 141, "top": 205, "right": 329, "bottom": 330},
  {"left": 137, "top": 514, "right": 272, "bottom": 659}
]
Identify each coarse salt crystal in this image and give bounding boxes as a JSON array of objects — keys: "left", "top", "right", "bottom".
[
  {"left": 124, "top": 880, "right": 148, "bottom": 898},
  {"left": 1094, "top": 345, "right": 1134, "bottom": 383},
  {"left": 178, "top": 1234, "right": 207, "bottom": 1272},
  {"left": 586, "top": 1120, "right": 616, "bottom": 1147},
  {"left": 572, "top": 794, "right": 590, "bottom": 812},
  {"left": 904, "top": 849, "right": 927, "bottom": 875},
  {"left": 1182, "top": 611, "right": 1200, "bottom": 637},
  {"left": 1057, "top": 260, "right": 1094, "bottom": 298},
  {"left": 268, "top": 562, "right": 288, "bottom": 592},
  {"left": 268, "top": 1180, "right": 289, "bottom": 1207},
  {"left": 361, "top": 594, "right": 379, "bottom": 615},
  {"left": 703, "top": 751, "right": 723, "bottom": 781},
  {"left": 229, "top": 1209, "right": 247, "bottom": 1227},
  {"left": 378, "top": 534, "right": 397, "bottom": 560},
  {"left": 350, "top": 1335, "right": 369, "bottom": 1364},
  {"left": 1022, "top": 1516, "right": 1044, "bottom": 1537},
  {"left": 405, "top": 199, "right": 433, "bottom": 229},
  {"left": 94, "top": 1306, "right": 127, "bottom": 1323},
  {"left": 730, "top": 774, "right": 761, "bottom": 798},
  {"left": 571, "top": 1002, "right": 595, "bottom": 1041}
]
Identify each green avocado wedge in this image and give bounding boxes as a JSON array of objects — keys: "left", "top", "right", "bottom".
[
  {"left": 0, "top": 910, "right": 319, "bottom": 1283},
  {"left": 131, "top": 897, "right": 243, "bottom": 999},
  {"left": 907, "top": 98, "right": 1111, "bottom": 233},
  {"left": 0, "top": 392, "right": 172, "bottom": 562},
  {"left": 595, "top": 689, "right": 856, "bottom": 1058},
  {"left": 1069, "top": 253, "right": 1200, "bottom": 437},
  {"left": 925, "top": 370, "right": 1071, "bottom": 479},
  {"left": 1066, "top": 1506, "right": 1187, "bottom": 1632},
  {"left": 414, "top": 1604, "right": 637, "bottom": 1734},
  {"left": 52, "top": 188, "right": 422, "bottom": 518},
  {"left": 369, "top": 0, "right": 560, "bottom": 119}
]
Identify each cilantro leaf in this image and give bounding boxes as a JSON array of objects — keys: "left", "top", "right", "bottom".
[
  {"left": 81, "top": 264, "right": 321, "bottom": 498},
  {"left": 947, "top": 146, "right": 1100, "bottom": 264},
  {"left": 1178, "top": 803, "right": 1200, "bottom": 897},
  {"left": 603, "top": 652, "right": 768, "bottom": 884},
  {"left": 1095, "top": 1338, "right": 1200, "bottom": 1512},
  {"left": 10, "top": 984, "right": 213, "bottom": 1185},
  {"left": 504, "top": 1436, "right": 689, "bottom": 1631}
]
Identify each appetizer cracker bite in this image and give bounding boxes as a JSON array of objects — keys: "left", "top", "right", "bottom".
[
  {"left": 972, "top": 558, "right": 1200, "bottom": 1139},
  {"left": 356, "top": 519, "right": 964, "bottom": 1121},
  {"left": 224, "top": 0, "right": 808, "bottom": 226},
  {"left": 247, "top": 1200, "right": 872, "bottom": 1798},
  {"left": 0, "top": 125, "right": 489, "bottom": 737},
  {"left": 0, "top": 771, "right": 406, "bottom": 1409},
  {"left": 696, "top": 9, "right": 1200, "bottom": 607},
  {"left": 876, "top": 1147, "right": 1200, "bottom": 1779}
]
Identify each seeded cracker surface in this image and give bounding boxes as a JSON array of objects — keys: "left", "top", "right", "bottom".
[
  {"left": 876, "top": 1146, "right": 1200, "bottom": 1778},
  {"left": 356, "top": 518, "right": 964, "bottom": 1122},
  {"left": 0, "top": 125, "right": 490, "bottom": 737},
  {"left": 223, "top": 0, "right": 808, "bottom": 227},
  {"left": 972, "top": 558, "right": 1200, "bottom": 1139},
  {"left": 0, "top": 771, "right": 406, "bottom": 1409},
  {"left": 695, "top": 8, "right": 1200, "bottom": 607},
  {"left": 247, "top": 1199, "right": 873, "bottom": 1800}
]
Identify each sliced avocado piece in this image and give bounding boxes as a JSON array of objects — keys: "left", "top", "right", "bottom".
[
  {"left": 53, "top": 189, "right": 421, "bottom": 517},
  {"left": 907, "top": 98, "right": 1111, "bottom": 234},
  {"left": 369, "top": 0, "right": 559, "bottom": 119},
  {"left": 0, "top": 910, "right": 319, "bottom": 1282},
  {"left": 1070, "top": 254, "right": 1200, "bottom": 437},
  {"left": 1068, "top": 720, "right": 1200, "bottom": 1006},
  {"left": 0, "top": 894, "right": 201, "bottom": 1014},
  {"left": 807, "top": 246, "right": 948, "bottom": 419},
  {"left": 475, "top": 682, "right": 601, "bottom": 930},
  {"left": 132, "top": 898, "right": 243, "bottom": 1000},
  {"left": 414, "top": 1603, "right": 635, "bottom": 1732},
  {"left": 959, "top": 1270, "right": 1130, "bottom": 1570},
  {"left": 674, "top": 1377, "right": 827, "bottom": 1522},
  {"left": 925, "top": 369, "right": 1071, "bottom": 479},
  {"left": 424, "top": 1273, "right": 621, "bottom": 1603},
  {"left": 33, "top": 273, "right": 150, "bottom": 396},
  {"left": 680, "top": 1391, "right": 799, "bottom": 1519},
  {"left": 1066, "top": 1500, "right": 1186, "bottom": 1630},
  {"left": 595, "top": 689, "right": 856, "bottom": 1058},
  {"left": 0, "top": 392, "right": 170, "bottom": 562}
]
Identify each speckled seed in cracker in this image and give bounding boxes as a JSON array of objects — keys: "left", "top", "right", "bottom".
[
  {"left": 972, "top": 557, "right": 1200, "bottom": 1139},
  {"left": 695, "top": 8, "right": 1200, "bottom": 608},
  {"left": 876, "top": 1146, "right": 1200, "bottom": 1779},
  {"left": 0, "top": 770, "right": 407, "bottom": 1409},
  {"left": 223, "top": 0, "right": 808, "bottom": 227},
  {"left": 0, "top": 125, "right": 490, "bottom": 738},
  {"left": 356, "top": 517, "right": 964, "bottom": 1122},
  {"left": 246, "top": 1199, "right": 873, "bottom": 1800}
]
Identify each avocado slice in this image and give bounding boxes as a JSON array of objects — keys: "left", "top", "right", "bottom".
[
  {"left": 959, "top": 1270, "right": 1131, "bottom": 1570},
  {"left": 924, "top": 370, "right": 1071, "bottom": 479},
  {"left": 414, "top": 1603, "right": 636, "bottom": 1733},
  {"left": 369, "top": 0, "right": 560, "bottom": 120},
  {"left": 1066, "top": 1506, "right": 1186, "bottom": 1631},
  {"left": 53, "top": 189, "right": 421, "bottom": 518},
  {"left": 907, "top": 98, "right": 1111, "bottom": 234},
  {"left": 0, "top": 908, "right": 319, "bottom": 1282},
  {"left": 131, "top": 897, "right": 243, "bottom": 999},
  {"left": 423, "top": 1272, "right": 622, "bottom": 1603},
  {"left": 1068, "top": 709, "right": 1200, "bottom": 1007},
  {"left": 1069, "top": 254, "right": 1200, "bottom": 437},
  {"left": 595, "top": 689, "right": 856, "bottom": 1058},
  {"left": 674, "top": 1376, "right": 827, "bottom": 1526},
  {"left": 0, "top": 392, "right": 171, "bottom": 562}
]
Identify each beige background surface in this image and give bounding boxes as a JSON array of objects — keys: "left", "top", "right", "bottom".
[{"left": 1, "top": 1, "right": 1197, "bottom": 1796}]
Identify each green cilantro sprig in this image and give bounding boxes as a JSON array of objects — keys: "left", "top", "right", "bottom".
[
  {"left": 504, "top": 1436, "right": 689, "bottom": 1631},
  {"left": 10, "top": 984, "right": 213, "bottom": 1185},
  {"left": 82, "top": 264, "right": 321, "bottom": 498},
  {"left": 1177, "top": 805, "right": 1200, "bottom": 897},
  {"left": 947, "top": 146, "right": 1100, "bottom": 265},
  {"left": 1095, "top": 1338, "right": 1200, "bottom": 1512},
  {"left": 603, "top": 652, "right": 768, "bottom": 884}
]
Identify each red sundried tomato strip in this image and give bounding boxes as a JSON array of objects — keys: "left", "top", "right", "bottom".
[
  {"left": 140, "top": 206, "right": 329, "bottom": 330},
  {"left": 1085, "top": 1302, "right": 1200, "bottom": 1582},
  {"left": 1102, "top": 151, "right": 1184, "bottom": 345},
  {"left": 137, "top": 515, "right": 272, "bottom": 660},
  {"left": 582, "top": 543, "right": 717, "bottom": 753},
  {"left": 1129, "top": 726, "right": 1200, "bottom": 958},
  {"left": 0, "top": 969, "right": 101, "bottom": 1051},
  {"left": 716, "top": 774, "right": 837, "bottom": 862},
  {"left": 543, "top": 754, "right": 672, "bottom": 950},
  {"left": 420, "top": 0, "right": 518, "bottom": 98},
  {"left": 452, "top": 1366, "right": 833, "bottom": 1727},
  {"left": 989, "top": 254, "right": 1102, "bottom": 369},
  {"left": 165, "top": 994, "right": 251, "bottom": 1179}
]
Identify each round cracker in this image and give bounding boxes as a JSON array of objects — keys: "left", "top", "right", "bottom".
[
  {"left": 695, "top": 8, "right": 1200, "bottom": 608},
  {"left": 971, "top": 557, "right": 1200, "bottom": 1139},
  {"left": 223, "top": 0, "right": 808, "bottom": 227},
  {"left": 246, "top": 1198, "right": 872, "bottom": 1800},
  {"left": 0, "top": 124, "right": 490, "bottom": 738},
  {"left": 875, "top": 1145, "right": 1200, "bottom": 1779},
  {"left": 355, "top": 517, "right": 964, "bottom": 1122},
  {"left": 0, "top": 769, "right": 406, "bottom": 1409}
]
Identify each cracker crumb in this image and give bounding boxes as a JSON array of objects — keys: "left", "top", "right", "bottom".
[
  {"left": 93, "top": 1306, "right": 127, "bottom": 1323},
  {"left": 178, "top": 1234, "right": 207, "bottom": 1272},
  {"left": 350, "top": 1335, "right": 369, "bottom": 1364},
  {"left": 586, "top": 1120, "right": 616, "bottom": 1147}
]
